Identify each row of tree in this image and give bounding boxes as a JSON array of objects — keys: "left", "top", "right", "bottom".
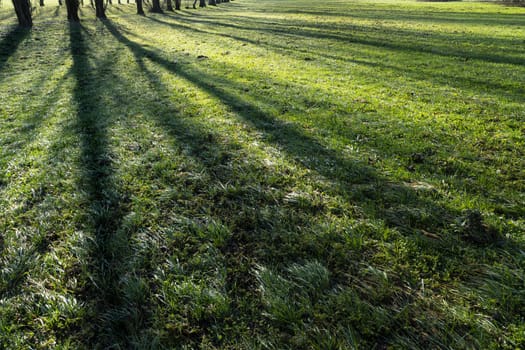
[{"left": 10, "top": 0, "right": 229, "bottom": 27}]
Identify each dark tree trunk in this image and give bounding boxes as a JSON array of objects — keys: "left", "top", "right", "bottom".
[
  {"left": 208, "top": 0, "right": 215, "bottom": 5},
  {"left": 192, "top": 0, "right": 196, "bottom": 8},
  {"left": 199, "top": 0, "right": 204, "bottom": 6},
  {"left": 174, "top": 0, "right": 180, "bottom": 9},
  {"left": 12, "top": 0, "right": 32, "bottom": 27},
  {"left": 107, "top": 0, "right": 111, "bottom": 5},
  {"left": 136, "top": 0, "right": 144, "bottom": 14},
  {"left": 58, "top": 0, "right": 63, "bottom": 5},
  {"left": 150, "top": 0, "right": 162, "bottom": 12},
  {"left": 166, "top": 0, "right": 173, "bottom": 10},
  {"left": 65, "top": 0, "right": 80, "bottom": 20},
  {"left": 39, "top": 0, "right": 44, "bottom": 6},
  {"left": 94, "top": 0, "right": 106, "bottom": 18}
]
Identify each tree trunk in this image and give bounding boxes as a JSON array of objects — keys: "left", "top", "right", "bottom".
[
  {"left": 192, "top": 0, "right": 196, "bottom": 8},
  {"left": 166, "top": 0, "right": 173, "bottom": 10},
  {"left": 94, "top": 0, "right": 106, "bottom": 18},
  {"left": 12, "top": 0, "right": 32, "bottom": 27},
  {"left": 174, "top": 0, "right": 180, "bottom": 10},
  {"left": 58, "top": 0, "right": 63, "bottom": 5},
  {"left": 39, "top": 0, "right": 44, "bottom": 6},
  {"left": 150, "top": 0, "right": 162, "bottom": 12},
  {"left": 136, "top": 0, "right": 144, "bottom": 14},
  {"left": 208, "top": 0, "right": 215, "bottom": 5},
  {"left": 65, "top": 0, "right": 80, "bottom": 20},
  {"left": 199, "top": 0, "right": 204, "bottom": 7}
]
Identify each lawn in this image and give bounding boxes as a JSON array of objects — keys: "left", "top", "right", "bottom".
[{"left": 0, "top": 0, "right": 524, "bottom": 348}]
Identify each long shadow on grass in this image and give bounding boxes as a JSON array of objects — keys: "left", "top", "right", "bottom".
[
  {"left": 152, "top": 13, "right": 525, "bottom": 103},
  {"left": 0, "top": 26, "right": 29, "bottom": 73},
  {"left": 266, "top": 8, "right": 525, "bottom": 27},
  {"left": 104, "top": 19, "right": 525, "bottom": 347},
  {"left": 110, "top": 17, "right": 525, "bottom": 240},
  {"left": 104, "top": 20, "right": 376, "bottom": 183},
  {"left": 171, "top": 13, "right": 525, "bottom": 50},
  {"left": 101, "top": 20, "right": 282, "bottom": 347},
  {"left": 104, "top": 20, "right": 465, "bottom": 247},
  {"left": 170, "top": 12, "right": 525, "bottom": 67},
  {"left": 68, "top": 23, "right": 135, "bottom": 348}
]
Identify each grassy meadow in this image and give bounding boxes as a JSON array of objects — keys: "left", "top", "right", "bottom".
[{"left": 0, "top": 0, "right": 524, "bottom": 348}]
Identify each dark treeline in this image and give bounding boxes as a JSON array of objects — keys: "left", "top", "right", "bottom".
[{"left": 9, "top": 0, "right": 230, "bottom": 27}]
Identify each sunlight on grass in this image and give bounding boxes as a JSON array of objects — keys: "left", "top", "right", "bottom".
[{"left": 0, "top": 0, "right": 524, "bottom": 347}]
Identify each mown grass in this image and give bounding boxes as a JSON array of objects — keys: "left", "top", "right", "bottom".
[{"left": 0, "top": 0, "right": 524, "bottom": 348}]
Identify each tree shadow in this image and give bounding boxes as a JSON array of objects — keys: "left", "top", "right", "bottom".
[
  {"left": 97, "top": 17, "right": 525, "bottom": 347},
  {"left": 68, "top": 22, "right": 133, "bottom": 348},
  {"left": 103, "top": 20, "right": 471, "bottom": 250},
  {"left": 248, "top": 6, "right": 525, "bottom": 27},
  {"left": 113, "top": 17, "right": 525, "bottom": 240},
  {"left": 0, "top": 25, "right": 29, "bottom": 73},
  {"left": 170, "top": 11, "right": 525, "bottom": 66},
  {"left": 151, "top": 13, "right": 525, "bottom": 103}
]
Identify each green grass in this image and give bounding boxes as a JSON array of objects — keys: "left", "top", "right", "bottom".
[{"left": 0, "top": 0, "right": 524, "bottom": 348}]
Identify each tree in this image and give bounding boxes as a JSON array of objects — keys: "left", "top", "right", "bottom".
[
  {"left": 136, "top": 0, "right": 144, "bottom": 14},
  {"left": 95, "top": 0, "right": 106, "bottom": 18},
  {"left": 199, "top": 0, "right": 205, "bottom": 7},
  {"left": 208, "top": 0, "right": 215, "bottom": 5},
  {"left": 175, "top": 0, "right": 180, "bottom": 10},
  {"left": 150, "top": 0, "right": 162, "bottom": 12},
  {"left": 166, "top": 0, "right": 174, "bottom": 11},
  {"left": 12, "top": 0, "right": 32, "bottom": 27},
  {"left": 65, "top": 0, "right": 80, "bottom": 21}
]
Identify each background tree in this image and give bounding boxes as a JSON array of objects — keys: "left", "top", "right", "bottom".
[
  {"left": 12, "top": 0, "right": 32, "bottom": 27},
  {"left": 136, "top": 0, "right": 144, "bottom": 14},
  {"left": 150, "top": 0, "right": 162, "bottom": 12},
  {"left": 166, "top": 0, "right": 173, "bottom": 11},
  {"left": 175, "top": 0, "right": 180, "bottom": 10},
  {"left": 95, "top": 0, "right": 106, "bottom": 18},
  {"left": 65, "top": 0, "right": 80, "bottom": 21},
  {"left": 199, "top": 0, "right": 204, "bottom": 7}
]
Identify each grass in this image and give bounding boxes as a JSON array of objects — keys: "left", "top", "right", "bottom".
[{"left": 0, "top": 0, "right": 524, "bottom": 348}]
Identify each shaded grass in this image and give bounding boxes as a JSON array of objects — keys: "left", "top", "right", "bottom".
[
  {"left": 0, "top": 0, "right": 524, "bottom": 348},
  {"left": 0, "top": 26, "right": 29, "bottom": 73}
]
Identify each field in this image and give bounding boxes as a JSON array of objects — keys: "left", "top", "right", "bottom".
[{"left": 1, "top": 0, "right": 524, "bottom": 348}]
